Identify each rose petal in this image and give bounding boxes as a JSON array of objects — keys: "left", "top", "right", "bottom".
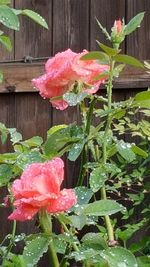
[
  {"left": 46, "top": 189, "right": 77, "bottom": 213},
  {"left": 8, "top": 203, "right": 38, "bottom": 221}
]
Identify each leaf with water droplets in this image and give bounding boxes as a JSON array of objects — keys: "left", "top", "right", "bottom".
[
  {"left": 8, "top": 128, "right": 22, "bottom": 144},
  {"left": 83, "top": 200, "right": 125, "bottom": 216},
  {"left": 74, "top": 186, "right": 93, "bottom": 205},
  {"left": 100, "top": 247, "right": 138, "bottom": 267},
  {"left": 21, "top": 136, "right": 43, "bottom": 148},
  {"left": 63, "top": 92, "right": 88, "bottom": 106},
  {"left": 0, "top": 5, "right": 20, "bottom": 30},
  {"left": 22, "top": 9, "right": 48, "bottom": 29},
  {"left": 81, "top": 233, "right": 108, "bottom": 250},
  {"left": 68, "top": 140, "right": 85, "bottom": 161},
  {"left": 116, "top": 140, "right": 136, "bottom": 162},
  {"left": 16, "top": 151, "right": 42, "bottom": 170},
  {"left": 0, "top": 163, "right": 13, "bottom": 186},
  {"left": 23, "top": 234, "right": 50, "bottom": 266},
  {"left": 90, "top": 167, "right": 107, "bottom": 192}
]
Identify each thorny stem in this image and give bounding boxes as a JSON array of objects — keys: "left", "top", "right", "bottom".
[
  {"left": 77, "top": 98, "right": 96, "bottom": 186},
  {"left": 39, "top": 210, "right": 59, "bottom": 267},
  {"left": 101, "top": 58, "right": 115, "bottom": 242}
]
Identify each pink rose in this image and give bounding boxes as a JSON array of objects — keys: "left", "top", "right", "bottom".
[
  {"left": 32, "top": 49, "right": 108, "bottom": 110},
  {"left": 8, "top": 158, "right": 77, "bottom": 221}
]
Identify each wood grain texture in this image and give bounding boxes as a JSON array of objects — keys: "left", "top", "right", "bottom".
[
  {"left": 14, "top": 0, "right": 52, "bottom": 58},
  {"left": 53, "top": 0, "right": 90, "bottom": 53},
  {"left": 0, "top": 63, "right": 44, "bottom": 93},
  {"left": 90, "top": 0, "right": 126, "bottom": 50},
  {"left": 0, "top": 62, "right": 149, "bottom": 93},
  {"left": 52, "top": 0, "right": 90, "bottom": 188},
  {"left": 126, "top": 0, "right": 150, "bottom": 59}
]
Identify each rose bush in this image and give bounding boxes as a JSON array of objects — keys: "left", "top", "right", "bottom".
[
  {"left": 0, "top": 11, "right": 149, "bottom": 267},
  {"left": 8, "top": 158, "right": 77, "bottom": 221},
  {"left": 32, "top": 49, "right": 108, "bottom": 110}
]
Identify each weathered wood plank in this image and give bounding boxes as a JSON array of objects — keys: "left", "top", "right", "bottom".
[
  {"left": 126, "top": 0, "right": 150, "bottom": 59},
  {"left": 90, "top": 0, "right": 126, "bottom": 50},
  {"left": 0, "top": 62, "right": 149, "bottom": 93},
  {"left": 0, "top": 63, "right": 44, "bottom": 93},
  {"left": 14, "top": 0, "right": 52, "bottom": 58},
  {"left": 53, "top": 0, "right": 90, "bottom": 53},
  {"left": 52, "top": 0, "right": 90, "bottom": 188}
]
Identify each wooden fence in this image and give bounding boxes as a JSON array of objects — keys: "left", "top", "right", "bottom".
[{"left": 0, "top": 1, "right": 150, "bottom": 266}]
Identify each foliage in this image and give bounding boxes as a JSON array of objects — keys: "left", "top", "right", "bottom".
[
  {"left": 0, "top": 10, "right": 149, "bottom": 267},
  {"left": 0, "top": 1, "right": 48, "bottom": 82}
]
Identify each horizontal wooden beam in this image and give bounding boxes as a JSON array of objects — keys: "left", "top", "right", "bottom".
[{"left": 0, "top": 62, "right": 149, "bottom": 93}]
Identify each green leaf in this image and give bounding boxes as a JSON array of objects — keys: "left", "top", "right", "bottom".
[
  {"left": 137, "top": 256, "right": 150, "bottom": 267},
  {"left": 22, "top": 9, "right": 48, "bottom": 29},
  {"left": 63, "top": 92, "right": 88, "bottom": 106},
  {"left": 125, "top": 12, "right": 145, "bottom": 35},
  {"left": 116, "top": 140, "right": 136, "bottom": 162},
  {"left": 89, "top": 167, "right": 107, "bottom": 192},
  {"left": 100, "top": 247, "right": 137, "bottom": 267},
  {"left": 83, "top": 200, "right": 125, "bottom": 216},
  {"left": 16, "top": 151, "right": 42, "bottom": 170},
  {"left": 22, "top": 136, "right": 43, "bottom": 148},
  {"left": 54, "top": 233, "right": 78, "bottom": 254},
  {"left": 0, "top": 35, "right": 12, "bottom": 51},
  {"left": 98, "top": 42, "right": 120, "bottom": 56},
  {"left": 81, "top": 51, "right": 109, "bottom": 63},
  {"left": 131, "top": 145, "right": 148, "bottom": 159},
  {"left": 44, "top": 124, "right": 81, "bottom": 157},
  {"left": 94, "top": 71, "right": 109, "bottom": 81},
  {"left": 0, "top": 164, "right": 13, "bottom": 186},
  {"left": 0, "top": 152, "right": 18, "bottom": 163},
  {"left": 0, "top": 122, "right": 8, "bottom": 143},
  {"left": 81, "top": 233, "right": 108, "bottom": 250},
  {"left": 23, "top": 234, "right": 50, "bottom": 266},
  {"left": 0, "top": 5, "right": 19, "bottom": 30},
  {"left": 114, "top": 54, "right": 144, "bottom": 68},
  {"left": 0, "top": 0, "right": 11, "bottom": 5},
  {"left": 134, "top": 91, "right": 150, "bottom": 108},
  {"left": 74, "top": 186, "right": 93, "bottom": 205},
  {"left": 129, "top": 237, "right": 150, "bottom": 253},
  {"left": 68, "top": 140, "right": 85, "bottom": 161},
  {"left": 113, "top": 64, "right": 125, "bottom": 77},
  {"left": 47, "top": 124, "right": 67, "bottom": 136},
  {"left": 70, "top": 214, "right": 87, "bottom": 230},
  {"left": 0, "top": 71, "right": 3, "bottom": 83},
  {"left": 8, "top": 128, "right": 22, "bottom": 144}
]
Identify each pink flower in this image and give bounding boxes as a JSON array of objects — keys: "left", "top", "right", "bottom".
[
  {"left": 8, "top": 158, "right": 77, "bottom": 221},
  {"left": 32, "top": 49, "right": 108, "bottom": 110}
]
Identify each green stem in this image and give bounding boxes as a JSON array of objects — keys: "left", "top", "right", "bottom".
[
  {"left": 39, "top": 210, "right": 59, "bottom": 267},
  {"left": 60, "top": 221, "right": 91, "bottom": 267},
  {"left": 101, "top": 58, "right": 115, "bottom": 242},
  {"left": 77, "top": 98, "right": 96, "bottom": 186},
  {"left": 2, "top": 220, "right": 17, "bottom": 266},
  {"left": 60, "top": 221, "right": 79, "bottom": 252}
]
